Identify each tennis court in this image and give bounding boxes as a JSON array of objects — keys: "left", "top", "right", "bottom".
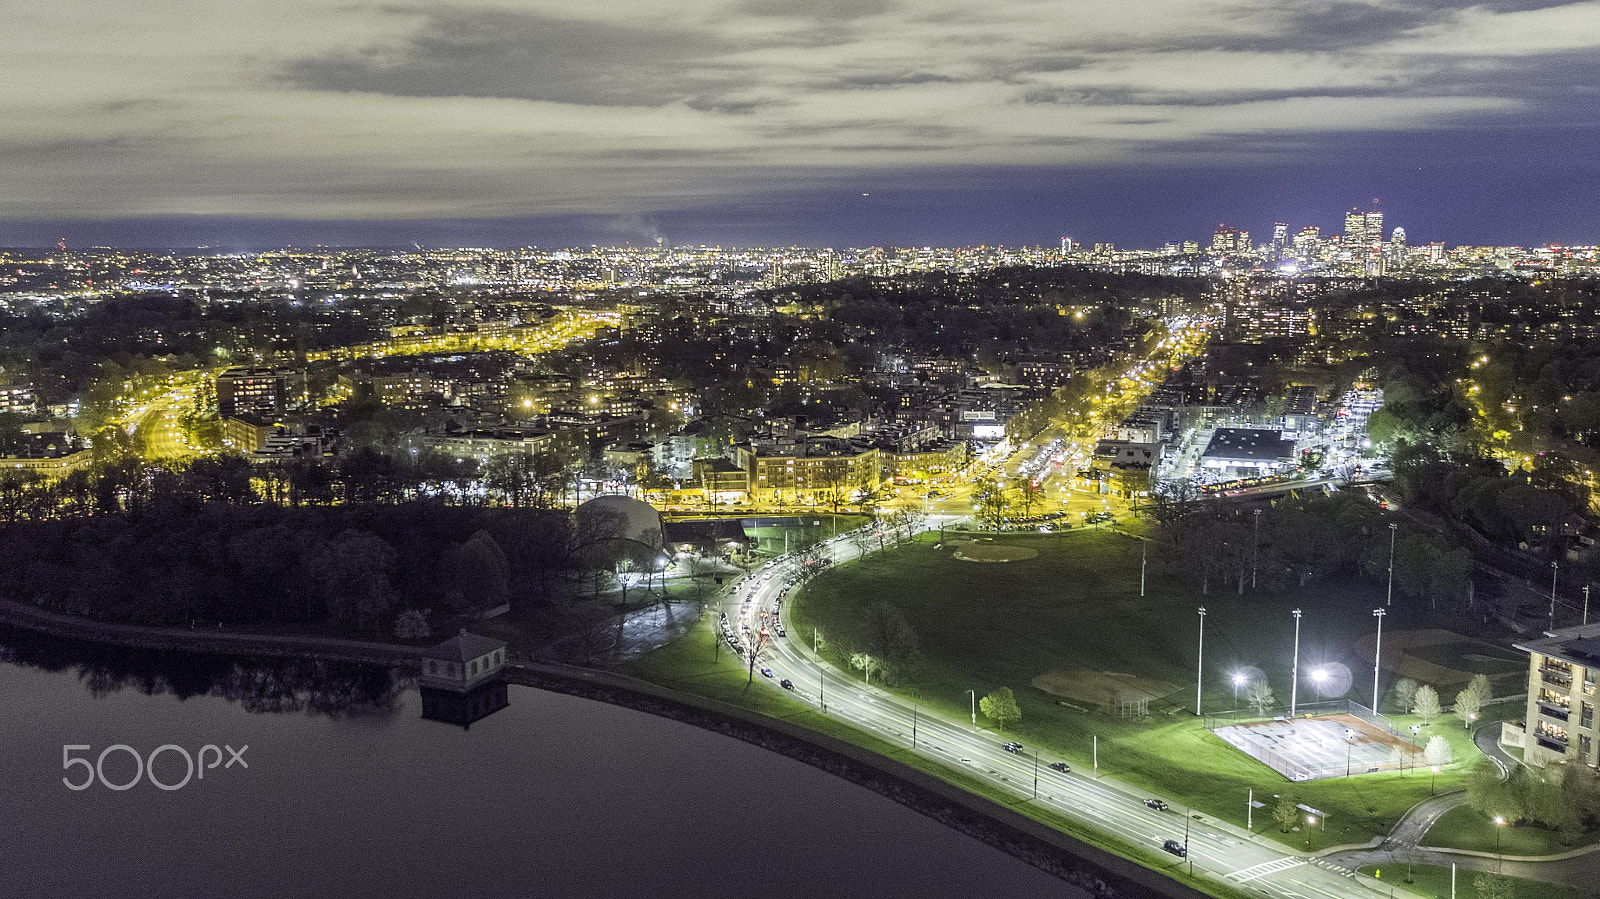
[{"left": 1214, "top": 711, "right": 1422, "bottom": 781}]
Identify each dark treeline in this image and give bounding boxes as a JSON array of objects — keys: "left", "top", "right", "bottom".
[
  {"left": 0, "top": 500, "right": 578, "bottom": 633},
  {"left": 0, "top": 623, "right": 406, "bottom": 717},
  {"left": 1150, "top": 490, "right": 1476, "bottom": 611}
]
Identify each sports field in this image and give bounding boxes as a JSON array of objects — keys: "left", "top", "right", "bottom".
[
  {"left": 1214, "top": 712, "right": 1421, "bottom": 781},
  {"left": 788, "top": 527, "right": 1490, "bottom": 848}
]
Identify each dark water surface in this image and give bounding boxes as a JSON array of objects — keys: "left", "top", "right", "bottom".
[{"left": 0, "top": 633, "right": 1073, "bottom": 898}]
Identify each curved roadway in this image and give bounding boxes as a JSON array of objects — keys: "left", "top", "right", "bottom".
[{"left": 721, "top": 516, "right": 1412, "bottom": 899}]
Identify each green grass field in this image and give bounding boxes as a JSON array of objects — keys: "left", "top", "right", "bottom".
[
  {"left": 1357, "top": 863, "right": 1575, "bottom": 899},
  {"left": 1421, "top": 805, "right": 1571, "bottom": 856},
  {"left": 784, "top": 528, "right": 1502, "bottom": 848}
]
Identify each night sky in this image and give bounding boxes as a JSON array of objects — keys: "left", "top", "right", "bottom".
[{"left": 3, "top": 0, "right": 1597, "bottom": 249}]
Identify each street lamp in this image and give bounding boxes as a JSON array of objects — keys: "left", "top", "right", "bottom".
[
  {"left": 968, "top": 689, "right": 977, "bottom": 731},
  {"left": 1386, "top": 522, "right": 1398, "bottom": 606},
  {"left": 1493, "top": 815, "right": 1505, "bottom": 870},
  {"left": 1431, "top": 764, "right": 1439, "bottom": 796},
  {"left": 1290, "top": 609, "right": 1303, "bottom": 717},
  {"left": 1344, "top": 727, "right": 1355, "bottom": 777},
  {"left": 1196, "top": 607, "right": 1206, "bottom": 717},
  {"left": 1233, "top": 672, "right": 1247, "bottom": 716},
  {"left": 1372, "top": 608, "right": 1386, "bottom": 712}
]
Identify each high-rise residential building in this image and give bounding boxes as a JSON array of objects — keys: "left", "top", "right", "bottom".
[{"left": 1272, "top": 222, "right": 1289, "bottom": 248}]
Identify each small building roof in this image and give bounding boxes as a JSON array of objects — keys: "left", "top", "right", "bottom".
[
  {"left": 420, "top": 631, "right": 507, "bottom": 663},
  {"left": 1200, "top": 428, "right": 1294, "bottom": 463}
]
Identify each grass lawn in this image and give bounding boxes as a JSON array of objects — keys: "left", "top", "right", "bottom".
[
  {"left": 784, "top": 527, "right": 1507, "bottom": 848},
  {"left": 1421, "top": 805, "right": 1573, "bottom": 856},
  {"left": 1357, "top": 863, "right": 1576, "bottom": 898}
]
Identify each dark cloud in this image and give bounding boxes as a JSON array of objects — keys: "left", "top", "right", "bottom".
[
  {"left": 827, "top": 71, "right": 964, "bottom": 90},
  {"left": 737, "top": 0, "right": 896, "bottom": 21},
  {"left": 1021, "top": 84, "right": 1394, "bottom": 108},
  {"left": 283, "top": 9, "right": 741, "bottom": 108}
]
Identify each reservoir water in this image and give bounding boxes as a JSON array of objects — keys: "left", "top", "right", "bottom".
[{"left": 0, "top": 628, "right": 1072, "bottom": 897}]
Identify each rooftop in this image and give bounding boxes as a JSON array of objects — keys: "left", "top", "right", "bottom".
[{"left": 420, "top": 631, "right": 507, "bottom": 663}]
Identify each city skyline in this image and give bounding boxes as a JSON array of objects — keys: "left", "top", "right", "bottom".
[{"left": 3, "top": 1, "right": 1598, "bottom": 249}]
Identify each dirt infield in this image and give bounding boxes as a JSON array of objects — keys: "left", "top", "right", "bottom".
[
  {"left": 1032, "top": 668, "right": 1179, "bottom": 712},
  {"left": 950, "top": 540, "right": 1039, "bottom": 563},
  {"left": 1350, "top": 627, "right": 1523, "bottom": 688}
]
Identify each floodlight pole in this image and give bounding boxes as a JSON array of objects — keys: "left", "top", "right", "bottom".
[
  {"left": 1290, "top": 608, "right": 1303, "bottom": 717},
  {"left": 1585, "top": 584, "right": 1591, "bottom": 626},
  {"left": 1252, "top": 509, "right": 1262, "bottom": 589},
  {"left": 1550, "top": 561, "right": 1559, "bottom": 630},
  {"left": 1372, "top": 608, "right": 1386, "bottom": 712},
  {"left": 1386, "top": 522, "right": 1398, "bottom": 606},
  {"left": 968, "top": 689, "right": 977, "bottom": 731},
  {"left": 1196, "top": 607, "right": 1206, "bottom": 716},
  {"left": 1140, "top": 539, "right": 1147, "bottom": 598}
]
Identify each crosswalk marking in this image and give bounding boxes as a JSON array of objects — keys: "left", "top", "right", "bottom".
[{"left": 1229, "top": 857, "right": 1306, "bottom": 882}]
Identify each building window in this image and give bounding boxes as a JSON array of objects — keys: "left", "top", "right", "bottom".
[
  {"left": 1584, "top": 704, "right": 1594, "bottom": 729},
  {"left": 1588, "top": 669, "right": 1597, "bottom": 696}
]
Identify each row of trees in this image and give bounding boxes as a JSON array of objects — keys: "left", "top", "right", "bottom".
[
  {"left": 1149, "top": 490, "right": 1474, "bottom": 608},
  {"left": 0, "top": 498, "right": 639, "bottom": 633},
  {"left": 0, "top": 443, "right": 598, "bottom": 527}
]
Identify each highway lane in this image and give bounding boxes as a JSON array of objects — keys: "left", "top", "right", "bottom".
[{"left": 719, "top": 523, "right": 1408, "bottom": 899}]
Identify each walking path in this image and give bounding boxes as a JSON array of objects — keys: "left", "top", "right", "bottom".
[
  {"left": 0, "top": 597, "right": 420, "bottom": 669},
  {"left": 1316, "top": 722, "right": 1600, "bottom": 888}
]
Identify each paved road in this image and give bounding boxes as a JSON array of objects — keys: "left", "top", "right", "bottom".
[{"left": 721, "top": 521, "right": 1413, "bottom": 899}]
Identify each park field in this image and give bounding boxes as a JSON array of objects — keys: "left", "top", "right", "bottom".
[{"left": 787, "top": 527, "right": 1504, "bottom": 849}]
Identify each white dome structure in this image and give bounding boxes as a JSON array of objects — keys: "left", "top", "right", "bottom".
[{"left": 574, "top": 494, "right": 664, "bottom": 551}]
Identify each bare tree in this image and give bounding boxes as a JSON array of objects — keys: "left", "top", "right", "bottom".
[{"left": 1245, "top": 679, "right": 1277, "bottom": 716}]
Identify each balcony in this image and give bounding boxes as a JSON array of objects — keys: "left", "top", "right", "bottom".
[
  {"left": 1542, "top": 668, "right": 1574, "bottom": 689},
  {"left": 1539, "top": 702, "right": 1570, "bottom": 722},
  {"left": 1538, "top": 735, "right": 1569, "bottom": 753}
]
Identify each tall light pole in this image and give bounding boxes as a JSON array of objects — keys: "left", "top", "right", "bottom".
[
  {"left": 1252, "top": 509, "right": 1262, "bottom": 589},
  {"left": 1585, "top": 584, "right": 1592, "bottom": 626},
  {"left": 1290, "top": 608, "right": 1303, "bottom": 717},
  {"left": 1196, "top": 606, "right": 1207, "bottom": 716},
  {"left": 1372, "top": 608, "right": 1386, "bottom": 712},
  {"left": 1140, "top": 539, "right": 1147, "bottom": 598},
  {"left": 968, "top": 689, "right": 977, "bottom": 731},
  {"left": 1386, "top": 522, "right": 1398, "bottom": 606},
  {"left": 1549, "top": 561, "right": 1560, "bottom": 630},
  {"left": 1233, "top": 672, "right": 1246, "bottom": 716}
]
